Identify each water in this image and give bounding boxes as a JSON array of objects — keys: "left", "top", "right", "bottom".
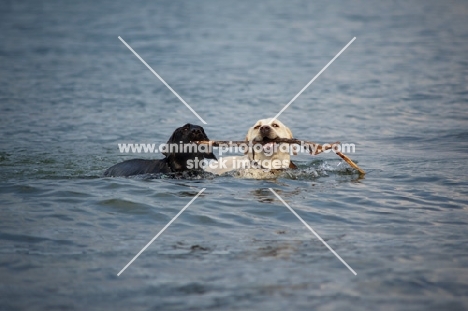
[{"left": 1, "top": 0, "right": 468, "bottom": 310}]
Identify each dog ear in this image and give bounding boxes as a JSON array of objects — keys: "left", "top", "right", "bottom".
[
  {"left": 245, "top": 126, "right": 254, "bottom": 142},
  {"left": 162, "top": 130, "right": 178, "bottom": 157},
  {"left": 244, "top": 133, "right": 250, "bottom": 154}
]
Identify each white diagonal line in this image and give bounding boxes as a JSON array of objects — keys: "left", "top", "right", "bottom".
[
  {"left": 118, "top": 36, "right": 207, "bottom": 124},
  {"left": 269, "top": 188, "right": 357, "bottom": 276},
  {"left": 117, "top": 188, "right": 206, "bottom": 276},
  {"left": 271, "top": 37, "right": 356, "bottom": 122}
]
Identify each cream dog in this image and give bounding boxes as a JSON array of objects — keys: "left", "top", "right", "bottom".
[
  {"left": 205, "top": 118, "right": 297, "bottom": 177},
  {"left": 244, "top": 118, "right": 295, "bottom": 169}
]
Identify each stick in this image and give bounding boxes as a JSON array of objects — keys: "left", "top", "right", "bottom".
[
  {"left": 334, "top": 152, "right": 366, "bottom": 175},
  {"left": 194, "top": 139, "right": 337, "bottom": 155},
  {"left": 194, "top": 139, "right": 365, "bottom": 175}
]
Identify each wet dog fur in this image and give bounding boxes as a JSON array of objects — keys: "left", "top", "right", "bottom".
[
  {"left": 205, "top": 118, "right": 296, "bottom": 177},
  {"left": 103, "top": 124, "right": 216, "bottom": 177}
]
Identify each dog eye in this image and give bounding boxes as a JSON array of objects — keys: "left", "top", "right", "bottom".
[
  {"left": 254, "top": 125, "right": 260, "bottom": 129},
  {"left": 272, "top": 124, "right": 279, "bottom": 127}
]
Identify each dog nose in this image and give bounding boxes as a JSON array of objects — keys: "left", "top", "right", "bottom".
[
  {"left": 191, "top": 128, "right": 204, "bottom": 137},
  {"left": 260, "top": 125, "right": 270, "bottom": 135}
]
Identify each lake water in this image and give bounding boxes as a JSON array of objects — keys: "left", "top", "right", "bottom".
[{"left": 1, "top": 0, "right": 468, "bottom": 310}]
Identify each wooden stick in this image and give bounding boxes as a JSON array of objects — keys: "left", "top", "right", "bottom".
[
  {"left": 194, "top": 139, "right": 337, "bottom": 154},
  {"left": 194, "top": 139, "right": 365, "bottom": 175},
  {"left": 334, "top": 151, "right": 366, "bottom": 175}
]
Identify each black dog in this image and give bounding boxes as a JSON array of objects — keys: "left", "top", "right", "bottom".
[{"left": 103, "top": 124, "right": 216, "bottom": 177}]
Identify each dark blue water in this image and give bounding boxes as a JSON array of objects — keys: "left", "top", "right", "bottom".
[{"left": 1, "top": 0, "right": 468, "bottom": 310}]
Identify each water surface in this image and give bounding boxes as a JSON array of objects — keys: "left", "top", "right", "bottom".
[{"left": 1, "top": 0, "right": 468, "bottom": 310}]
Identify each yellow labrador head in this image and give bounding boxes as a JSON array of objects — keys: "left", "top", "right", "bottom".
[
  {"left": 246, "top": 118, "right": 293, "bottom": 142},
  {"left": 245, "top": 118, "right": 294, "bottom": 169}
]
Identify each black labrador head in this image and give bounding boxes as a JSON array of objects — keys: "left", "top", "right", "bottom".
[{"left": 162, "top": 123, "right": 217, "bottom": 171}]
